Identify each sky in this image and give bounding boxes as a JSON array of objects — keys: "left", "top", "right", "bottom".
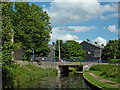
[{"left": 29, "top": 0, "right": 118, "bottom": 46}]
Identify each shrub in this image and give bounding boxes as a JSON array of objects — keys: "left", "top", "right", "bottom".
[
  {"left": 90, "top": 65, "right": 108, "bottom": 71},
  {"left": 109, "top": 59, "right": 120, "bottom": 64},
  {"left": 100, "top": 65, "right": 119, "bottom": 78},
  {"left": 90, "top": 64, "right": 119, "bottom": 79}
]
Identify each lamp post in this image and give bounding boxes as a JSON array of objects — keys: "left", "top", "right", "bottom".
[
  {"left": 33, "top": 50, "right": 34, "bottom": 62},
  {"left": 99, "top": 47, "right": 102, "bottom": 63}
]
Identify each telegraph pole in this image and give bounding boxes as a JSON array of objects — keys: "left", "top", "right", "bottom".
[{"left": 58, "top": 40, "right": 61, "bottom": 62}]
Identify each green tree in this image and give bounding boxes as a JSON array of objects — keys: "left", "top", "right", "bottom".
[
  {"left": 101, "top": 39, "right": 120, "bottom": 60},
  {"left": 2, "top": 2, "right": 19, "bottom": 88},
  {"left": 2, "top": 2, "right": 52, "bottom": 87},
  {"left": 55, "top": 40, "right": 86, "bottom": 60},
  {"left": 13, "top": 2, "right": 52, "bottom": 59}
]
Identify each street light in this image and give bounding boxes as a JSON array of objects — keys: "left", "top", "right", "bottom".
[{"left": 33, "top": 50, "right": 34, "bottom": 62}]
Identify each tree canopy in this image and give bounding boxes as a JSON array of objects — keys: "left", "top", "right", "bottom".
[
  {"left": 101, "top": 39, "right": 120, "bottom": 60},
  {"left": 2, "top": 2, "right": 52, "bottom": 87},
  {"left": 55, "top": 40, "right": 86, "bottom": 60},
  {"left": 13, "top": 2, "right": 52, "bottom": 58}
]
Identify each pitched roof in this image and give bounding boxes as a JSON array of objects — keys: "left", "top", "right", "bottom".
[{"left": 80, "top": 41, "right": 102, "bottom": 49}]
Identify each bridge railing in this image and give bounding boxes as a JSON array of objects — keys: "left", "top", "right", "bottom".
[{"left": 34, "top": 57, "right": 109, "bottom": 63}]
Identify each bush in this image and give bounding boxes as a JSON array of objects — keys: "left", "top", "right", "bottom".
[
  {"left": 90, "top": 65, "right": 108, "bottom": 71},
  {"left": 100, "top": 65, "right": 119, "bottom": 78},
  {"left": 109, "top": 59, "right": 120, "bottom": 64},
  {"left": 90, "top": 65, "right": 119, "bottom": 79}
]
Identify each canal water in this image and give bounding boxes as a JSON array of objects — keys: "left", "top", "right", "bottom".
[{"left": 19, "top": 72, "right": 92, "bottom": 89}]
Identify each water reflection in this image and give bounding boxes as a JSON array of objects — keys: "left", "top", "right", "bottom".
[{"left": 19, "top": 72, "right": 91, "bottom": 89}]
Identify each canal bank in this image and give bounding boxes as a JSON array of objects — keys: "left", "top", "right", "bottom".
[
  {"left": 3, "top": 63, "right": 92, "bottom": 89},
  {"left": 2, "top": 64, "right": 57, "bottom": 88},
  {"left": 3, "top": 61, "right": 118, "bottom": 89},
  {"left": 82, "top": 64, "right": 120, "bottom": 89},
  {"left": 83, "top": 72, "right": 119, "bottom": 89}
]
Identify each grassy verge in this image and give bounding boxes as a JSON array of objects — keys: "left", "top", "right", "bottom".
[
  {"left": 89, "top": 64, "right": 120, "bottom": 83},
  {"left": 83, "top": 72, "right": 118, "bottom": 89},
  {"left": 13, "top": 64, "right": 57, "bottom": 87},
  {"left": 88, "top": 71, "right": 120, "bottom": 83}
]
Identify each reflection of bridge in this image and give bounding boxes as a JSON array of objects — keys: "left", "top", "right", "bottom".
[{"left": 39, "top": 62, "right": 108, "bottom": 73}]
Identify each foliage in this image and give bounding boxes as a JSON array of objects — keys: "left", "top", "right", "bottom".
[
  {"left": 100, "top": 65, "right": 119, "bottom": 79},
  {"left": 55, "top": 40, "right": 86, "bottom": 60},
  {"left": 109, "top": 59, "right": 120, "bottom": 64},
  {"left": 89, "top": 65, "right": 108, "bottom": 71},
  {"left": 2, "top": 2, "right": 19, "bottom": 88},
  {"left": 13, "top": 2, "right": 52, "bottom": 58},
  {"left": 2, "top": 2, "right": 52, "bottom": 88},
  {"left": 13, "top": 64, "right": 57, "bottom": 87},
  {"left": 90, "top": 65, "right": 120, "bottom": 82},
  {"left": 101, "top": 39, "right": 120, "bottom": 60}
]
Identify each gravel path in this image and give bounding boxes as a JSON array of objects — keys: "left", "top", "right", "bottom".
[{"left": 88, "top": 72, "right": 120, "bottom": 88}]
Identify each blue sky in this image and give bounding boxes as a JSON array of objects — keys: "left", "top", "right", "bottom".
[{"left": 30, "top": 0, "right": 118, "bottom": 46}]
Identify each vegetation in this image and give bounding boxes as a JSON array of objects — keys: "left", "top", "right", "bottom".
[
  {"left": 89, "top": 65, "right": 120, "bottom": 83},
  {"left": 109, "top": 59, "right": 120, "bottom": 64},
  {"left": 102, "top": 39, "right": 120, "bottom": 60},
  {"left": 14, "top": 2, "right": 52, "bottom": 58},
  {"left": 83, "top": 72, "right": 117, "bottom": 89},
  {"left": 55, "top": 40, "right": 86, "bottom": 60},
  {"left": 2, "top": 2, "right": 52, "bottom": 88},
  {"left": 3, "top": 64, "right": 57, "bottom": 88}
]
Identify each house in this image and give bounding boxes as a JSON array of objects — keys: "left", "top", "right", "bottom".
[
  {"left": 14, "top": 44, "right": 56, "bottom": 61},
  {"left": 34, "top": 44, "right": 56, "bottom": 62},
  {"left": 80, "top": 41, "right": 102, "bottom": 60},
  {"left": 48, "top": 44, "right": 56, "bottom": 59},
  {"left": 14, "top": 49, "right": 23, "bottom": 60}
]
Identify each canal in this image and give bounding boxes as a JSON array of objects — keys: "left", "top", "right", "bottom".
[{"left": 19, "top": 72, "right": 92, "bottom": 89}]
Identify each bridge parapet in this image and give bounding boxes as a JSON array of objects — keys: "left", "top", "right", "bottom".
[{"left": 38, "top": 62, "right": 109, "bottom": 73}]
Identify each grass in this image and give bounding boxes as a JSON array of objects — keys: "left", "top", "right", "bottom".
[
  {"left": 69, "top": 67, "right": 76, "bottom": 72},
  {"left": 88, "top": 71, "right": 120, "bottom": 83},
  {"left": 89, "top": 64, "right": 120, "bottom": 83},
  {"left": 83, "top": 72, "right": 118, "bottom": 89},
  {"left": 13, "top": 64, "right": 57, "bottom": 87}
]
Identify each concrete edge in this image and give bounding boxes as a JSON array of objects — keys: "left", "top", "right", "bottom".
[{"left": 83, "top": 72, "right": 102, "bottom": 90}]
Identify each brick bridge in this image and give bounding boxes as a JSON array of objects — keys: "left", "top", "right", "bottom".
[{"left": 38, "top": 62, "right": 108, "bottom": 73}]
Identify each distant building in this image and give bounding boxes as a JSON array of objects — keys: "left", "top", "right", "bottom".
[
  {"left": 14, "top": 49, "right": 23, "bottom": 60},
  {"left": 14, "top": 44, "right": 56, "bottom": 61},
  {"left": 35, "top": 44, "right": 56, "bottom": 61},
  {"left": 80, "top": 41, "right": 102, "bottom": 60},
  {"left": 48, "top": 44, "right": 56, "bottom": 59}
]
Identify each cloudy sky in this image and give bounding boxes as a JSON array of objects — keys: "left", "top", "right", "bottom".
[{"left": 30, "top": 0, "right": 118, "bottom": 46}]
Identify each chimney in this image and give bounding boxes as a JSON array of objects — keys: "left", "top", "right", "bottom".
[
  {"left": 95, "top": 42, "right": 97, "bottom": 44},
  {"left": 87, "top": 38, "right": 90, "bottom": 42}
]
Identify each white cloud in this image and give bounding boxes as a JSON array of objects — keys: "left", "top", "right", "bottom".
[
  {"left": 54, "top": 0, "right": 98, "bottom": 2},
  {"left": 108, "top": 25, "right": 118, "bottom": 32},
  {"left": 100, "top": 3, "right": 117, "bottom": 13},
  {"left": 50, "top": 26, "right": 90, "bottom": 42},
  {"left": 100, "top": 13, "right": 118, "bottom": 20},
  {"left": 93, "top": 37, "right": 107, "bottom": 46},
  {"left": 42, "top": 4, "right": 46, "bottom": 7},
  {"left": 50, "top": 26, "right": 96, "bottom": 42},
  {"left": 75, "top": 40, "right": 83, "bottom": 44},
  {"left": 56, "top": 26, "right": 96, "bottom": 32},
  {"left": 44, "top": 0, "right": 118, "bottom": 25}
]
